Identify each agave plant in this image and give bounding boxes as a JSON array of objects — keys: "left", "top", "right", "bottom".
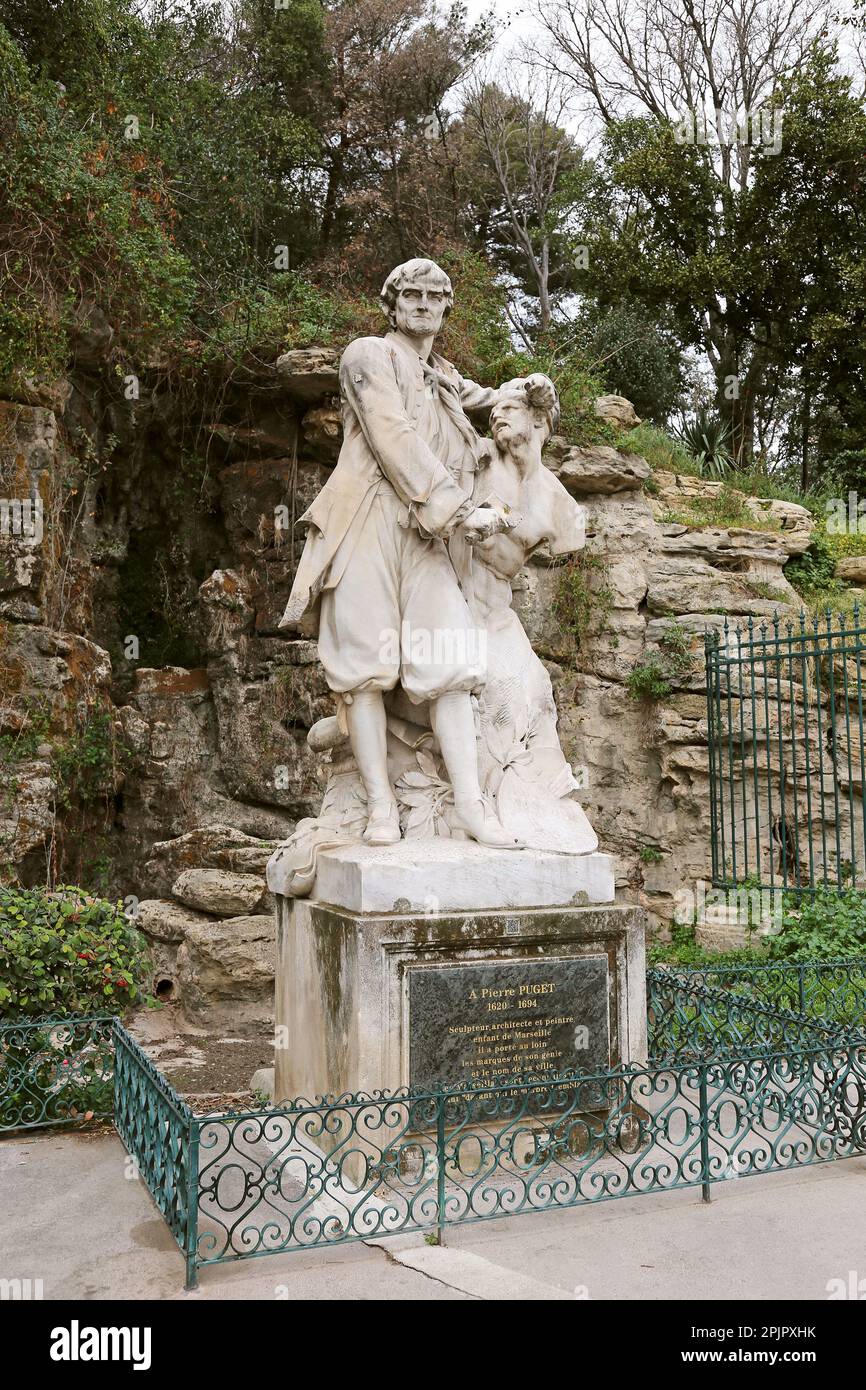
[{"left": 676, "top": 409, "right": 734, "bottom": 478}]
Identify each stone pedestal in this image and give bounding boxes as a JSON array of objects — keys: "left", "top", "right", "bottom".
[{"left": 273, "top": 843, "right": 645, "bottom": 1103}]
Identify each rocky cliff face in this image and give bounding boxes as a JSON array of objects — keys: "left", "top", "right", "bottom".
[{"left": 0, "top": 351, "right": 813, "bottom": 1024}]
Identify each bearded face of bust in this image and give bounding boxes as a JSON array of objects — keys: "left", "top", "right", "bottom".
[{"left": 490, "top": 392, "right": 549, "bottom": 455}]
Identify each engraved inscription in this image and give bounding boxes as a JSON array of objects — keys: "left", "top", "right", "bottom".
[{"left": 408, "top": 956, "right": 609, "bottom": 1089}]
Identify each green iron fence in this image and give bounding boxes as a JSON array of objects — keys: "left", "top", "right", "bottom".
[
  {"left": 0, "top": 1013, "right": 113, "bottom": 1130},
  {"left": 3, "top": 975, "right": 866, "bottom": 1289},
  {"left": 646, "top": 963, "right": 866, "bottom": 1062},
  {"left": 706, "top": 609, "right": 866, "bottom": 892},
  {"left": 192, "top": 1043, "right": 866, "bottom": 1274},
  {"left": 655, "top": 959, "right": 866, "bottom": 1031},
  {"left": 113, "top": 1020, "right": 199, "bottom": 1282}
]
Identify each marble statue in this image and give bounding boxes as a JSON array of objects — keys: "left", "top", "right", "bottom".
[{"left": 269, "top": 257, "right": 597, "bottom": 897}]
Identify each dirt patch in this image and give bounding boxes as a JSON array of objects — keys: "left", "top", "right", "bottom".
[{"left": 134, "top": 1029, "right": 273, "bottom": 1098}]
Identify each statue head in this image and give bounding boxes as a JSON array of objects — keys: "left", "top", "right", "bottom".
[
  {"left": 380, "top": 258, "right": 453, "bottom": 337},
  {"left": 490, "top": 378, "right": 560, "bottom": 454}
]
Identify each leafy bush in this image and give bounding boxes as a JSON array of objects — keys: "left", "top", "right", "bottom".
[
  {"left": 785, "top": 532, "right": 844, "bottom": 599},
  {"left": 768, "top": 889, "right": 866, "bottom": 962},
  {"left": 649, "top": 889, "right": 866, "bottom": 967},
  {"left": 627, "top": 655, "right": 672, "bottom": 702},
  {"left": 553, "top": 551, "right": 615, "bottom": 644},
  {"left": 581, "top": 299, "right": 684, "bottom": 423},
  {"left": 0, "top": 22, "right": 195, "bottom": 385},
  {"left": 640, "top": 845, "right": 664, "bottom": 864},
  {"left": 0, "top": 885, "right": 149, "bottom": 1019},
  {"left": 627, "top": 623, "right": 695, "bottom": 702},
  {"left": 197, "top": 273, "right": 380, "bottom": 366},
  {"left": 647, "top": 923, "right": 762, "bottom": 968},
  {"left": 0, "top": 1017, "right": 115, "bottom": 1129}
]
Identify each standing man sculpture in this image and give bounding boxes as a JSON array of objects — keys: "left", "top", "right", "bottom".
[{"left": 278, "top": 257, "right": 557, "bottom": 849}]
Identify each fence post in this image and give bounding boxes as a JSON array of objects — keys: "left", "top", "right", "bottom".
[
  {"left": 110, "top": 1015, "right": 121, "bottom": 1126},
  {"left": 184, "top": 1117, "right": 200, "bottom": 1291},
  {"left": 436, "top": 1091, "right": 446, "bottom": 1246},
  {"left": 798, "top": 964, "right": 806, "bottom": 1017},
  {"left": 699, "top": 1063, "right": 712, "bottom": 1203}
]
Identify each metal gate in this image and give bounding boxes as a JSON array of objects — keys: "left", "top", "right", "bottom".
[{"left": 706, "top": 609, "right": 866, "bottom": 892}]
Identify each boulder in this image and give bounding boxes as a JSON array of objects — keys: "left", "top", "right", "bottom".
[
  {"left": 249, "top": 1066, "right": 275, "bottom": 1099},
  {"left": 743, "top": 498, "right": 813, "bottom": 555},
  {"left": 835, "top": 556, "right": 866, "bottom": 584},
  {"left": 176, "top": 915, "right": 276, "bottom": 1025},
  {"left": 198, "top": 569, "right": 254, "bottom": 654},
  {"left": 0, "top": 375, "right": 72, "bottom": 415},
  {"left": 546, "top": 441, "right": 651, "bottom": 494},
  {"left": 301, "top": 403, "right": 342, "bottom": 463},
  {"left": 172, "top": 867, "right": 266, "bottom": 916},
  {"left": 145, "top": 825, "right": 281, "bottom": 896},
  {"left": 135, "top": 898, "right": 215, "bottom": 943},
  {"left": 275, "top": 347, "right": 340, "bottom": 400},
  {"left": 594, "top": 394, "right": 642, "bottom": 429}
]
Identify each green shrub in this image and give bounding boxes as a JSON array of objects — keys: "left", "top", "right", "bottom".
[
  {"left": 553, "top": 551, "right": 615, "bottom": 644},
  {"left": 768, "top": 889, "right": 866, "bottom": 962},
  {"left": 676, "top": 409, "right": 733, "bottom": 478},
  {"left": 627, "top": 623, "right": 695, "bottom": 702},
  {"left": 785, "top": 532, "right": 844, "bottom": 600},
  {"left": 648, "top": 889, "right": 866, "bottom": 967},
  {"left": 0, "top": 22, "right": 195, "bottom": 385},
  {"left": 647, "top": 923, "right": 762, "bottom": 968},
  {"left": 627, "top": 655, "right": 671, "bottom": 701},
  {"left": 0, "top": 885, "right": 149, "bottom": 1018},
  {"left": 640, "top": 845, "right": 664, "bottom": 864}
]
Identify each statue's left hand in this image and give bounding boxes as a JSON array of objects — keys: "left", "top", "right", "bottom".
[{"left": 523, "top": 373, "right": 557, "bottom": 413}]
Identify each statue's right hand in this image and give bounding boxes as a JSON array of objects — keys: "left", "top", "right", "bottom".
[{"left": 462, "top": 506, "right": 503, "bottom": 543}]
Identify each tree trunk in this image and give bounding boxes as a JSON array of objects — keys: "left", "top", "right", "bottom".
[{"left": 800, "top": 381, "right": 812, "bottom": 494}]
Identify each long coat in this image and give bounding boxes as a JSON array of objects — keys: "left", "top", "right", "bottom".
[{"left": 277, "top": 332, "right": 499, "bottom": 634}]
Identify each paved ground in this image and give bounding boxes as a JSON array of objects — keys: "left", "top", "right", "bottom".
[{"left": 2, "top": 1130, "right": 864, "bottom": 1300}]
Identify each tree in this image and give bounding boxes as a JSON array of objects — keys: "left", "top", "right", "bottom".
[
  {"left": 580, "top": 299, "right": 684, "bottom": 422},
  {"left": 459, "top": 70, "right": 585, "bottom": 341},
  {"left": 311, "top": 0, "right": 490, "bottom": 260},
  {"left": 535, "top": 0, "right": 840, "bottom": 464}
]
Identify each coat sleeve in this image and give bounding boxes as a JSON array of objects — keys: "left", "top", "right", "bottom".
[
  {"left": 457, "top": 375, "right": 501, "bottom": 421},
  {"left": 340, "top": 339, "right": 472, "bottom": 535}
]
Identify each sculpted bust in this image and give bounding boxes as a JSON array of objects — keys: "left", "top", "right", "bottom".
[{"left": 270, "top": 257, "right": 596, "bottom": 897}]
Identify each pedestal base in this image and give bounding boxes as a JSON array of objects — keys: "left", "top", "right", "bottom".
[
  {"left": 274, "top": 897, "right": 646, "bottom": 1103},
  {"left": 307, "top": 840, "right": 615, "bottom": 914}
]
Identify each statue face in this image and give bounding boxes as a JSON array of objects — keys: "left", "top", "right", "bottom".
[
  {"left": 490, "top": 396, "right": 535, "bottom": 451},
  {"left": 393, "top": 279, "right": 448, "bottom": 338}
]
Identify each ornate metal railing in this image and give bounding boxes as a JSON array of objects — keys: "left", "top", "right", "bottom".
[
  {"left": 706, "top": 610, "right": 866, "bottom": 892},
  {"left": 113, "top": 1020, "right": 199, "bottom": 1283},
  {"left": 191, "top": 1043, "right": 866, "bottom": 1277},
  {"left": 0, "top": 1013, "right": 114, "bottom": 1130},
  {"left": 646, "top": 966, "right": 863, "bottom": 1062},
  {"left": 4, "top": 979, "right": 866, "bottom": 1289},
  {"left": 653, "top": 959, "right": 866, "bottom": 1033}
]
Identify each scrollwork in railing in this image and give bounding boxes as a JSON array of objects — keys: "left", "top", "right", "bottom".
[{"left": 0, "top": 1013, "right": 114, "bottom": 1132}]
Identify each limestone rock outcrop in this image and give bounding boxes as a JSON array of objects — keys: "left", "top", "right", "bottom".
[
  {"left": 172, "top": 867, "right": 267, "bottom": 916},
  {"left": 0, "top": 361, "right": 829, "bottom": 1007},
  {"left": 176, "top": 915, "right": 276, "bottom": 1027},
  {"left": 594, "top": 394, "right": 642, "bottom": 429},
  {"left": 546, "top": 439, "right": 651, "bottom": 494},
  {"left": 836, "top": 556, "right": 866, "bottom": 584}
]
